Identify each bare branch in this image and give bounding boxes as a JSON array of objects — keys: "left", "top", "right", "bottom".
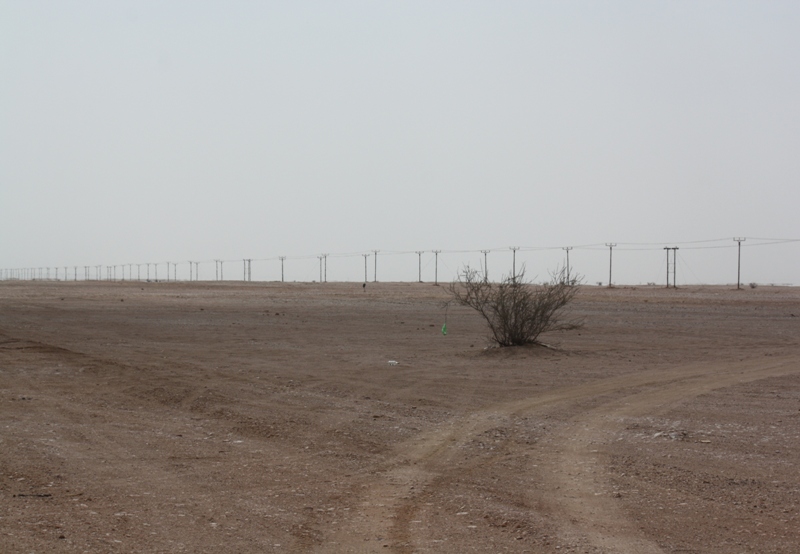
[{"left": 448, "top": 265, "right": 583, "bottom": 347}]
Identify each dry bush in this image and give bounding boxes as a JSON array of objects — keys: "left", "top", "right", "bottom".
[{"left": 448, "top": 265, "right": 582, "bottom": 347}]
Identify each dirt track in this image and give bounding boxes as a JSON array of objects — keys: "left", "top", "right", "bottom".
[{"left": 1, "top": 281, "right": 799, "bottom": 553}]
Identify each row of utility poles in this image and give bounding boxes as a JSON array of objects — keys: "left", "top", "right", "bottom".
[
  {"left": 1, "top": 251, "right": 499, "bottom": 285},
  {"left": 1, "top": 240, "right": 752, "bottom": 287}
]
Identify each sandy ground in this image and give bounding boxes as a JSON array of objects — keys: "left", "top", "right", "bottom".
[{"left": 1, "top": 281, "right": 799, "bottom": 553}]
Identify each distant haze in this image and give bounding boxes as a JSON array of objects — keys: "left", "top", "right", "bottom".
[{"left": 2, "top": 2, "right": 798, "bottom": 285}]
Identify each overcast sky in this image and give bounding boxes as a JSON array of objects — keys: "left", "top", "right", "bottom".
[{"left": 2, "top": 1, "right": 798, "bottom": 285}]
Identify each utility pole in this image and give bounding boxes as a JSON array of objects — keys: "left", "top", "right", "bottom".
[
  {"left": 510, "top": 247, "right": 519, "bottom": 281},
  {"left": 279, "top": 257, "right": 285, "bottom": 282},
  {"left": 154, "top": 263, "right": 158, "bottom": 282},
  {"left": 362, "top": 254, "right": 369, "bottom": 283},
  {"left": 416, "top": 251, "right": 424, "bottom": 283},
  {"left": 372, "top": 250, "right": 379, "bottom": 282},
  {"left": 433, "top": 250, "right": 441, "bottom": 285},
  {"left": 318, "top": 256, "right": 323, "bottom": 282},
  {"left": 323, "top": 254, "right": 328, "bottom": 283},
  {"left": 481, "top": 250, "right": 490, "bottom": 282},
  {"left": 734, "top": 237, "right": 746, "bottom": 289},
  {"left": 664, "top": 247, "right": 678, "bottom": 288},
  {"left": 605, "top": 243, "right": 616, "bottom": 287},
  {"left": 563, "top": 247, "right": 573, "bottom": 284}
]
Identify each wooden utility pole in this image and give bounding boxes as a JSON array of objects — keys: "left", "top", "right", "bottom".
[
  {"left": 510, "top": 247, "right": 519, "bottom": 281},
  {"left": 734, "top": 237, "right": 746, "bottom": 289},
  {"left": 664, "top": 247, "right": 678, "bottom": 288},
  {"left": 605, "top": 243, "right": 616, "bottom": 287}
]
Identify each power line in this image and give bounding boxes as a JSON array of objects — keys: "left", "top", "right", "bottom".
[{"left": 5, "top": 237, "right": 799, "bottom": 285}]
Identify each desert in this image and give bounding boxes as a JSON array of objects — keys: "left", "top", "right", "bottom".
[{"left": 1, "top": 281, "right": 799, "bottom": 553}]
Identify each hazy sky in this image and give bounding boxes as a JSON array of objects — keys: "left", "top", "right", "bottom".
[{"left": 2, "top": 1, "right": 799, "bottom": 285}]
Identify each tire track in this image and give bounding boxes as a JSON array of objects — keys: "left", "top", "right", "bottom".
[
  {"left": 543, "top": 356, "right": 799, "bottom": 553},
  {"left": 319, "top": 355, "right": 799, "bottom": 553}
]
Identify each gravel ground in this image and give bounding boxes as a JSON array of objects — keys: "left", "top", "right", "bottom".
[{"left": 1, "top": 281, "right": 798, "bottom": 553}]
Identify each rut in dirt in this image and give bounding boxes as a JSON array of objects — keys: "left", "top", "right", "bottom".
[{"left": 318, "top": 355, "right": 800, "bottom": 554}]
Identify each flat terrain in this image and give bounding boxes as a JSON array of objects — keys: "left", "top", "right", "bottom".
[{"left": 1, "top": 281, "right": 799, "bottom": 553}]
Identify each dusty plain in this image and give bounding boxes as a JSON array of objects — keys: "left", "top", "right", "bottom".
[{"left": 1, "top": 280, "right": 799, "bottom": 553}]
